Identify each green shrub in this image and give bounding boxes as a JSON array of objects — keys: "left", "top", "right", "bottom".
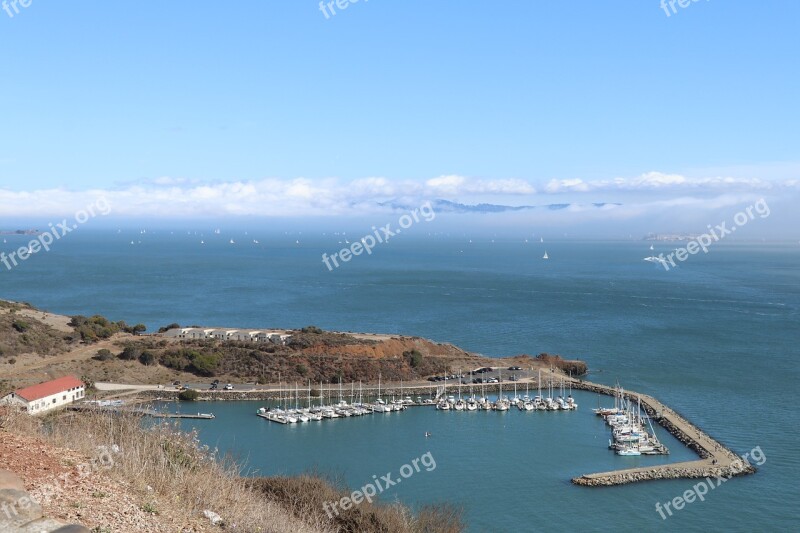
[
  {"left": 11, "top": 320, "right": 29, "bottom": 333},
  {"left": 404, "top": 349, "right": 423, "bottom": 368},
  {"left": 94, "top": 349, "right": 114, "bottom": 361},
  {"left": 178, "top": 389, "right": 199, "bottom": 401},
  {"left": 189, "top": 353, "right": 220, "bottom": 377}
]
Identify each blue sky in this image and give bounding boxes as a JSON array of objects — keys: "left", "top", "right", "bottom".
[{"left": 0, "top": 1, "right": 798, "bottom": 232}]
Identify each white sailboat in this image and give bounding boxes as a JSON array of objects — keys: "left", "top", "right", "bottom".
[{"left": 542, "top": 251, "right": 549, "bottom": 260}]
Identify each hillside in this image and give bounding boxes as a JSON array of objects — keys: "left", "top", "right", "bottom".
[
  {"left": 0, "top": 299, "right": 588, "bottom": 391},
  {"left": 1, "top": 408, "right": 462, "bottom": 532},
  {"left": 0, "top": 301, "right": 73, "bottom": 360}
]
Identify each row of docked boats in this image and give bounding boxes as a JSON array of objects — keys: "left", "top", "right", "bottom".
[
  {"left": 594, "top": 386, "right": 669, "bottom": 456},
  {"left": 436, "top": 371, "right": 578, "bottom": 412},
  {"left": 257, "top": 377, "right": 418, "bottom": 424}
]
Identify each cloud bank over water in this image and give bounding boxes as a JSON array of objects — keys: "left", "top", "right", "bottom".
[{"left": 1, "top": 172, "right": 797, "bottom": 236}]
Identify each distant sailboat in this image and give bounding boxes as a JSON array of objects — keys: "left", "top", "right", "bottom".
[
  {"left": 229, "top": 239, "right": 235, "bottom": 244},
  {"left": 253, "top": 239, "right": 259, "bottom": 244},
  {"left": 200, "top": 240, "right": 205, "bottom": 244},
  {"left": 543, "top": 251, "right": 549, "bottom": 260},
  {"left": 649, "top": 244, "right": 654, "bottom": 251},
  {"left": 540, "top": 237, "right": 544, "bottom": 243}
]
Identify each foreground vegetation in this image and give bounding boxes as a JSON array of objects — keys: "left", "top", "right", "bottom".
[{"left": 1, "top": 408, "right": 463, "bottom": 532}]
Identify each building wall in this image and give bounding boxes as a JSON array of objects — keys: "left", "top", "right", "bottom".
[{"left": 8, "top": 387, "right": 86, "bottom": 414}]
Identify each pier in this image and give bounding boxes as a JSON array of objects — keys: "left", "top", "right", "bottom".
[{"left": 69, "top": 404, "right": 216, "bottom": 420}]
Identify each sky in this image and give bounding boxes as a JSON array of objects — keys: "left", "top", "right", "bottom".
[{"left": 0, "top": 1, "right": 798, "bottom": 235}]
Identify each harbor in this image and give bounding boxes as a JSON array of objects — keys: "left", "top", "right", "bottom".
[{"left": 113, "top": 367, "right": 758, "bottom": 487}]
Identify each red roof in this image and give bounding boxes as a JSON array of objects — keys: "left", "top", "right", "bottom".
[{"left": 14, "top": 376, "right": 84, "bottom": 402}]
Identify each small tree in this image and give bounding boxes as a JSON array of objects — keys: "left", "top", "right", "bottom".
[
  {"left": 138, "top": 351, "right": 157, "bottom": 366},
  {"left": 119, "top": 345, "right": 142, "bottom": 361},
  {"left": 80, "top": 375, "right": 96, "bottom": 393},
  {"left": 405, "top": 349, "right": 424, "bottom": 368}
]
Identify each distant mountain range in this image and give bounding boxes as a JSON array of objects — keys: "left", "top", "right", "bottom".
[{"left": 378, "top": 199, "right": 621, "bottom": 213}]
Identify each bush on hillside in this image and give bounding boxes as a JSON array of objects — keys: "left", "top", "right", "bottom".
[{"left": 178, "top": 389, "right": 199, "bottom": 401}]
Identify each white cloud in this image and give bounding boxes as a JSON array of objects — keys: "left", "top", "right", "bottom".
[
  {"left": 545, "top": 171, "right": 794, "bottom": 193},
  {"left": 425, "top": 175, "right": 536, "bottom": 195},
  {"left": 0, "top": 175, "right": 540, "bottom": 218}
]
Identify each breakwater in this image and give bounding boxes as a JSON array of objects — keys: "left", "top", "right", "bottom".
[{"left": 568, "top": 379, "right": 756, "bottom": 486}]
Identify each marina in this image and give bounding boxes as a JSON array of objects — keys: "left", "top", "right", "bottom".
[{"left": 253, "top": 371, "right": 582, "bottom": 424}]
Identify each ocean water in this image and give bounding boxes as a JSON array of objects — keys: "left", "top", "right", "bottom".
[{"left": 1, "top": 230, "right": 798, "bottom": 532}]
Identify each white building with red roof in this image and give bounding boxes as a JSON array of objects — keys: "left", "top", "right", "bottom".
[{"left": 1, "top": 376, "right": 85, "bottom": 414}]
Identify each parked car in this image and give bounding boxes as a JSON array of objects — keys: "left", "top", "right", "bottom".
[
  {"left": 223, "top": 384, "right": 234, "bottom": 390},
  {"left": 488, "top": 378, "right": 499, "bottom": 383},
  {"left": 508, "top": 375, "right": 520, "bottom": 382},
  {"left": 209, "top": 383, "right": 218, "bottom": 390},
  {"left": 508, "top": 366, "right": 522, "bottom": 371}
]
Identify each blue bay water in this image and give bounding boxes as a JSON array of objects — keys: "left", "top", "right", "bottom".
[{"left": 1, "top": 230, "right": 798, "bottom": 532}]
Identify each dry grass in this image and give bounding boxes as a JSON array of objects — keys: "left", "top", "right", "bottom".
[
  {"left": 3, "top": 409, "right": 464, "bottom": 533},
  {"left": 5, "top": 409, "right": 332, "bottom": 532},
  {"left": 249, "top": 475, "right": 463, "bottom": 533}
]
